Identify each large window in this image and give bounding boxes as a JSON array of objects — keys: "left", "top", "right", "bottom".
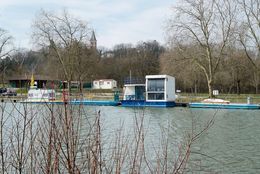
[
  {"left": 147, "top": 78, "right": 164, "bottom": 92},
  {"left": 147, "top": 78, "right": 165, "bottom": 100},
  {"left": 148, "top": 93, "right": 164, "bottom": 100}
]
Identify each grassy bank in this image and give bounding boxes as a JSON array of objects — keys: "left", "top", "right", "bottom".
[
  {"left": 11, "top": 88, "right": 260, "bottom": 104},
  {"left": 176, "top": 93, "right": 260, "bottom": 104}
]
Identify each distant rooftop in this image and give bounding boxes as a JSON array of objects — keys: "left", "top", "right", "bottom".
[
  {"left": 93, "top": 79, "right": 116, "bottom": 81},
  {"left": 8, "top": 75, "right": 57, "bottom": 81}
]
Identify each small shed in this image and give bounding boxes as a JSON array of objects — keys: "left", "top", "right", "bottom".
[
  {"left": 93, "top": 79, "right": 117, "bottom": 89},
  {"left": 8, "top": 75, "right": 56, "bottom": 88}
]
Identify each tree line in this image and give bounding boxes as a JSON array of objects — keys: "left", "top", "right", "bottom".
[
  {"left": 0, "top": 1, "right": 260, "bottom": 96},
  {"left": 0, "top": 9, "right": 163, "bottom": 90},
  {"left": 163, "top": 0, "right": 260, "bottom": 96}
]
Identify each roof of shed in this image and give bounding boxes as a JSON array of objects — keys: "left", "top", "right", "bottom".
[{"left": 8, "top": 75, "right": 57, "bottom": 81}]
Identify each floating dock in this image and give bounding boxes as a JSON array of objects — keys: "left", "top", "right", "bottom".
[
  {"left": 22, "top": 100, "right": 120, "bottom": 106},
  {"left": 70, "top": 100, "right": 119, "bottom": 106},
  {"left": 189, "top": 102, "right": 260, "bottom": 110},
  {"left": 21, "top": 100, "right": 260, "bottom": 109}
]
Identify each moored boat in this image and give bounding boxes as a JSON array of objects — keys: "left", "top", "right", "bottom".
[
  {"left": 121, "top": 75, "right": 176, "bottom": 107},
  {"left": 22, "top": 74, "right": 56, "bottom": 103},
  {"left": 25, "top": 88, "right": 56, "bottom": 103}
]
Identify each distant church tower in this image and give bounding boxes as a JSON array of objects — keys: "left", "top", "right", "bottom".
[{"left": 90, "top": 30, "right": 97, "bottom": 49}]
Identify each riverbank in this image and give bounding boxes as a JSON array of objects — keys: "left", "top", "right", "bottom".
[{"left": 1, "top": 92, "right": 260, "bottom": 104}]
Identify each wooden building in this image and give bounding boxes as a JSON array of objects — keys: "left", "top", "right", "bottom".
[{"left": 8, "top": 75, "right": 56, "bottom": 88}]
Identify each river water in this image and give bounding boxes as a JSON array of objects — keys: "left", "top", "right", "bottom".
[
  {"left": 90, "top": 106, "right": 260, "bottom": 173},
  {"left": 3, "top": 103, "right": 260, "bottom": 173}
]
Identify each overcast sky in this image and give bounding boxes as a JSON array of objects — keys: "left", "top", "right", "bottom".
[{"left": 0, "top": 0, "right": 175, "bottom": 50}]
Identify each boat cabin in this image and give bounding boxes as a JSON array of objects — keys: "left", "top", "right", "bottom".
[
  {"left": 145, "top": 75, "right": 176, "bottom": 102},
  {"left": 121, "top": 75, "right": 176, "bottom": 107},
  {"left": 123, "top": 84, "right": 145, "bottom": 100},
  {"left": 27, "top": 88, "right": 55, "bottom": 102}
]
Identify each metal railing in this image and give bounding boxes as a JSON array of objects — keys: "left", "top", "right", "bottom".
[{"left": 124, "top": 77, "right": 145, "bottom": 85}]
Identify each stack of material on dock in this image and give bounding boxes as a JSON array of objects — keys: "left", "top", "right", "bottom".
[{"left": 189, "top": 98, "right": 260, "bottom": 110}]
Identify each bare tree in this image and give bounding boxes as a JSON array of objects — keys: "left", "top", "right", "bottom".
[
  {"left": 0, "top": 28, "right": 13, "bottom": 86},
  {"left": 160, "top": 48, "right": 206, "bottom": 94},
  {"left": 168, "top": 0, "right": 237, "bottom": 97},
  {"left": 0, "top": 28, "right": 13, "bottom": 59},
  {"left": 0, "top": 99, "right": 221, "bottom": 173},
  {"left": 237, "top": 0, "right": 260, "bottom": 93},
  {"left": 0, "top": 103, "right": 10, "bottom": 173},
  {"left": 32, "top": 10, "right": 92, "bottom": 93}
]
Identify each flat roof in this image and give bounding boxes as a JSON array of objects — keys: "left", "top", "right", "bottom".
[
  {"left": 124, "top": 84, "right": 145, "bottom": 87},
  {"left": 145, "top": 75, "right": 174, "bottom": 79},
  {"left": 8, "top": 75, "right": 57, "bottom": 81},
  {"left": 93, "top": 79, "right": 116, "bottom": 81}
]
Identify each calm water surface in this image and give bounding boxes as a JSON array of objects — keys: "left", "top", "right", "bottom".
[
  {"left": 4, "top": 103, "right": 260, "bottom": 173},
  {"left": 87, "top": 106, "right": 260, "bottom": 173}
]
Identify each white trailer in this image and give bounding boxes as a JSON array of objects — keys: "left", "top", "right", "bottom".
[{"left": 93, "top": 79, "right": 117, "bottom": 89}]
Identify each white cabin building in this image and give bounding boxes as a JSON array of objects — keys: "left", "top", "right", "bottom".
[
  {"left": 93, "top": 79, "right": 117, "bottom": 89},
  {"left": 145, "top": 75, "right": 176, "bottom": 102}
]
